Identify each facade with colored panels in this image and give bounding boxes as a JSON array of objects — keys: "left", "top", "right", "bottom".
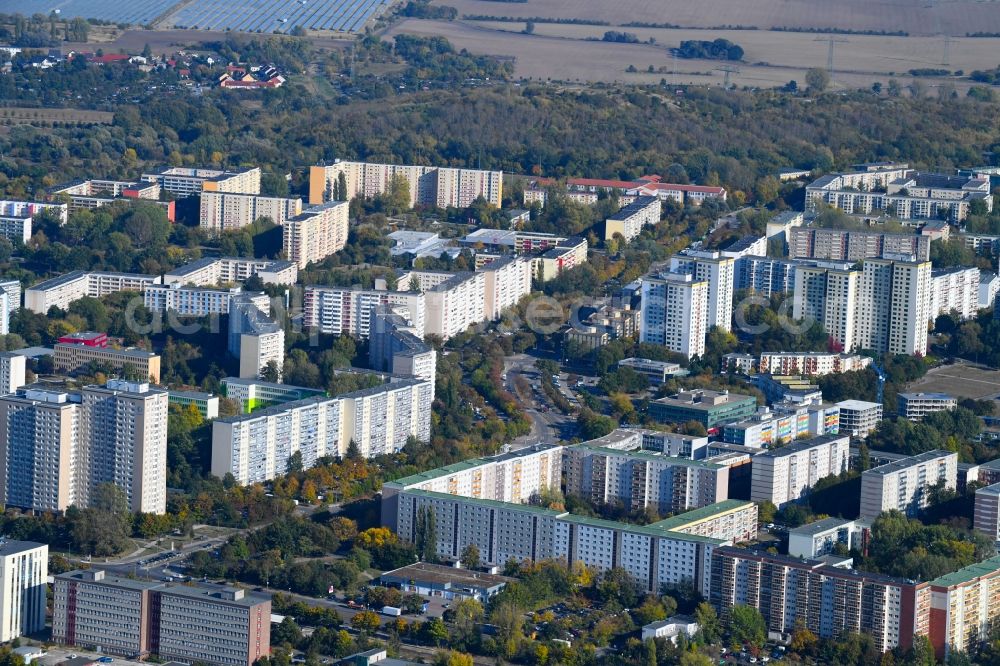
[{"left": 722, "top": 403, "right": 840, "bottom": 449}]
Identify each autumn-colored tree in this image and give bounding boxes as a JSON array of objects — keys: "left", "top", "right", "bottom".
[
  {"left": 357, "top": 527, "right": 398, "bottom": 550},
  {"left": 350, "top": 610, "right": 381, "bottom": 634}
]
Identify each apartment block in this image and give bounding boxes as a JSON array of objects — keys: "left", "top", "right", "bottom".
[
  {"left": 54, "top": 343, "right": 162, "bottom": 384},
  {"left": 787, "top": 517, "right": 870, "bottom": 558},
  {"left": 566, "top": 306, "right": 641, "bottom": 351},
  {"left": 53, "top": 570, "right": 271, "bottom": 666},
  {"left": 898, "top": 392, "right": 957, "bottom": 421},
  {"left": 723, "top": 403, "right": 840, "bottom": 448},
  {"left": 0, "top": 352, "right": 26, "bottom": 395},
  {"left": 199, "top": 191, "right": 303, "bottom": 233},
  {"left": 398, "top": 270, "right": 486, "bottom": 339},
  {"left": 710, "top": 547, "right": 922, "bottom": 653},
  {"left": 979, "top": 271, "right": 1000, "bottom": 310},
  {"left": 25, "top": 271, "right": 161, "bottom": 314},
  {"left": 720, "top": 235, "right": 767, "bottom": 259},
  {"left": 789, "top": 227, "right": 932, "bottom": 262},
  {"left": 0, "top": 199, "right": 68, "bottom": 242},
  {"left": 282, "top": 201, "right": 350, "bottom": 269},
  {"left": 534, "top": 237, "right": 589, "bottom": 282},
  {"left": 144, "top": 283, "right": 269, "bottom": 316},
  {"left": 749, "top": 434, "right": 851, "bottom": 508},
  {"left": 792, "top": 261, "right": 861, "bottom": 351},
  {"left": 930, "top": 266, "right": 980, "bottom": 322},
  {"left": 973, "top": 482, "right": 1000, "bottom": 542},
  {"left": 309, "top": 160, "right": 502, "bottom": 208},
  {"left": 212, "top": 376, "right": 432, "bottom": 484},
  {"left": 639, "top": 272, "right": 709, "bottom": 358},
  {"left": 304, "top": 285, "right": 425, "bottom": 339},
  {"left": 859, "top": 450, "right": 958, "bottom": 520},
  {"left": 638, "top": 429, "right": 710, "bottom": 459},
  {"left": 604, "top": 196, "right": 661, "bottom": 243},
  {"left": 649, "top": 500, "right": 758, "bottom": 542},
  {"left": 229, "top": 295, "right": 284, "bottom": 380},
  {"left": 806, "top": 167, "right": 991, "bottom": 223},
  {"left": 140, "top": 166, "right": 261, "bottom": 197},
  {"left": 0, "top": 540, "right": 46, "bottom": 642},
  {"left": 381, "top": 444, "right": 563, "bottom": 529},
  {"left": 369, "top": 304, "right": 436, "bottom": 391},
  {"left": 734, "top": 255, "right": 798, "bottom": 296},
  {"left": 563, "top": 441, "right": 728, "bottom": 514},
  {"left": 220, "top": 377, "right": 326, "bottom": 413},
  {"left": 669, "top": 250, "right": 736, "bottom": 331},
  {"left": 164, "top": 257, "right": 298, "bottom": 287},
  {"left": 478, "top": 255, "right": 532, "bottom": 320},
  {"left": 836, "top": 399, "right": 883, "bottom": 437},
  {"left": 759, "top": 352, "right": 872, "bottom": 376},
  {"left": 49, "top": 180, "right": 174, "bottom": 222},
  {"left": 858, "top": 256, "right": 932, "bottom": 355},
  {"left": 648, "top": 389, "right": 757, "bottom": 429},
  {"left": 922, "top": 555, "right": 1000, "bottom": 659}
]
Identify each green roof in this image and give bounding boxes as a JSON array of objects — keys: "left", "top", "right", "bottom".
[
  {"left": 930, "top": 555, "right": 1000, "bottom": 588},
  {"left": 647, "top": 500, "right": 755, "bottom": 531}
]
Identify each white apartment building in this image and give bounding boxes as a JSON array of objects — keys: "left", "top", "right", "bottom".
[
  {"left": 0, "top": 212, "right": 32, "bottom": 244},
  {"left": 304, "top": 285, "right": 425, "bottom": 339},
  {"left": 749, "top": 434, "right": 851, "bottom": 508},
  {"left": 282, "top": 200, "right": 350, "bottom": 269},
  {"left": 563, "top": 442, "right": 728, "bottom": 514},
  {"left": 212, "top": 377, "right": 432, "bottom": 485},
  {"left": 0, "top": 200, "right": 68, "bottom": 242},
  {"left": 898, "top": 392, "right": 957, "bottom": 421},
  {"left": 604, "top": 196, "right": 661, "bottom": 243},
  {"left": 369, "top": 304, "right": 436, "bottom": 392},
  {"left": 857, "top": 257, "right": 931, "bottom": 355},
  {"left": 759, "top": 352, "right": 872, "bottom": 376},
  {"left": 140, "top": 166, "right": 261, "bottom": 197},
  {"left": 719, "top": 235, "right": 768, "bottom": 259},
  {"left": 639, "top": 429, "right": 710, "bottom": 459},
  {"left": 734, "top": 255, "right": 798, "bottom": 297},
  {"left": 792, "top": 262, "right": 861, "bottom": 351},
  {"left": 930, "top": 266, "right": 980, "bottom": 322},
  {"left": 836, "top": 399, "right": 883, "bottom": 437},
  {"left": 0, "top": 389, "right": 80, "bottom": 512},
  {"left": 669, "top": 250, "right": 735, "bottom": 331},
  {"left": 199, "top": 191, "right": 303, "bottom": 233},
  {"left": 0, "top": 540, "right": 47, "bottom": 643},
  {"left": 381, "top": 444, "right": 563, "bottom": 528},
  {"left": 639, "top": 272, "right": 709, "bottom": 359},
  {"left": 723, "top": 403, "right": 841, "bottom": 448},
  {"left": 143, "top": 284, "right": 269, "bottom": 316},
  {"left": 478, "top": 255, "right": 532, "bottom": 320},
  {"left": 25, "top": 271, "right": 161, "bottom": 314},
  {"left": 787, "top": 517, "right": 869, "bottom": 558},
  {"left": 399, "top": 271, "right": 487, "bottom": 340},
  {"left": 979, "top": 272, "right": 1000, "bottom": 310},
  {"left": 163, "top": 257, "right": 298, "bottom": 287},
  {"left": 228, "top": 296, "right": 284, "bottom": 380},
  {"left": 974, "top": 482, "right": 1000, "bottom": 542},
  {"left": 859, "top": 450, "right": 958, "bottom": 520},
  {"left": 80, "top": 380, "right": 168, "bottom": 514},
  {"left": 309, "top": 160, "right": 503, "bottom": 208},
  {"left": 0, "top": 352, "right": 26, "bottom": 395}
]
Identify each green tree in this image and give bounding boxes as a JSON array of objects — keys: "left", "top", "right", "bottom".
[
  {"left": 460, "top": 543, "right": 480, "bottom": 570},
  {"left": 694, "top": 602, "right": 720, "bottom": 643},
  {"left": 806, "top": 68, "right": 830, "bottom": 92},
  {"left": 350, "top": 610, "right": 381, "bottom": 635},
  {"left": 729, "top": 605, "right": 766, "bottom": 648}
]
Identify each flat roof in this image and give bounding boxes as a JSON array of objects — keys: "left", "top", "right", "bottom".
[
  {"left": 930, "top": 554, "right": 1000, "bottom": 588},
  {"left": 899, "top": 392, "right": 955, "bottom": 401},
  {"left": 864, "top": 449, "right": 955, "bottom": 476},
  {"left": 836, "top": 399, "right": 882, "bottom": 411},
  {"left": 389, "top": 444, "right": 564, "bottom": 488},
  {"left": 570, "top": 442, "right": 723, "bottom": 470},
  {"left": 755, "top": 434, "right": 849, "bottom": 459},
  {"left": 379, "top": 562, "right": 514, "bottom": 588},
  {"left": 788, "top": 516, "right": 858, "bottom": 537},
  {"left": 401, "top": 488, "right": 565, "bottom": 516},
  {"left": 647, "top": 500, "right": 754, "bottom": 531},
  {"left": 0, "top": 539, "right": 45, "bottom": 555},
  {"left": 54, "top": 343, "right": 158, "bottom": 360}
]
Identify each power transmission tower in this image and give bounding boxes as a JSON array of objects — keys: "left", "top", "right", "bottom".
[
  {"left": 815, "top": 36, "right": 849, "bottom": 75},
  {"left": 942, "top": 34, "right": 952, "bottom": 66},
  {"left": 715, "top": 65, "right": 739, "bottom": 89}
]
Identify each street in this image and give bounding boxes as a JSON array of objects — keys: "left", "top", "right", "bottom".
[{"left": 503, "top": 353, "right": 575, "bottom": 449}]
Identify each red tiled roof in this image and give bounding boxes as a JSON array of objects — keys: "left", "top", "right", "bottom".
[
  {"left": 89, "top": 54, "right": 128, "bottom": 64},
  {"left": 633, "top": 183, "right": 726, "bottom": 194}
]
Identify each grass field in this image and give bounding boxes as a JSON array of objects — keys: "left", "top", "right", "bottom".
[
  {"left": 0, "top": 107, "right": 115, "bottom": 125},
  {"left": 387, "top": 18, "right": 1000, "bottom": 88},
  {"left": 432, "top": 0, "right": 1000, "bottom": 36},
  {"left": 906, "top": 362, "right": 1000, "bottom": 400}
]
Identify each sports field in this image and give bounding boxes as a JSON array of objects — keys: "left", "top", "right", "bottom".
[{"left": 906, "top": 362, "right": 1000, "bottom": 401}]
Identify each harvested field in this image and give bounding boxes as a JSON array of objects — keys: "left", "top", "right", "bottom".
[
  {"left": 906, "top": 362, "right": 1000, "bottom": 401},
  {"left": 433, "top": 0, "right": 1000, "bottom": 37},
  {"left": 0, "top": 107, "right": 115, "bottom": 125},
  {"left": 387, "top": 19, "right": 1000, "bottom": 88}
]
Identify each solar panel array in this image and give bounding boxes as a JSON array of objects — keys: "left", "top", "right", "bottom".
[
  {"left": 3, "top": 0, "right": 393, "bottom": 33},
  {"left": 3, "top": 0, "right": 176, "bottom": 25},
  {"left": 170, "top": 0, "right": 394, "bottom": 33}
]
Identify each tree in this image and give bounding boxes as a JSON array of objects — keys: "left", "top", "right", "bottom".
[
  {"left": 460, "top": 543, "right": 480, "bottom": 570},
  {"left": 756, "top": 500, "right": 777, "bottom": 524},
  {"left": 384, "top": 174, "right": 411, "bottom": 215},
  {"left": 261, "top": 360, "right": 282, "bottom": 382},
  {"left": 805, "top": 68, "right": 830, "bottom": 93},
  {"left": 273, "top": 617, "right": 303, "bottom": 647},
  {"left": 351, "top": 610, "right": 381, "bottom": 634},
  {"left": 729, "top": 605, "right": 766, "bottom": 648},
  {"left": 414, "top": 507, "right": 438, "bottom": 563}
]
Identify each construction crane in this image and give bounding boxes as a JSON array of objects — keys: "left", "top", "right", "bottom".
[
  {"left": 715, "top": 65, "right": 740, "bottom": 89},
  {"left": 815, "top": 36, "right": 849, "bottom": 75},
  {"left": 871, "top": 359, "right": 887, "bottom": 407}
]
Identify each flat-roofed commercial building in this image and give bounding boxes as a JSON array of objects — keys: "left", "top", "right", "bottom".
[
  {"left": 749, "top": 434, "right": 851, "bottom": 508},
  {"left": 648, "top": 389, "right": 757, "bottom": 430},
  {"left": 898, "top": 392, "right": 957, "bottom": 421},
  {"left": 53, "top": 569, "right": 270, "bottom": 666},
  {"left": 859, "top": 449, "right": 958, "bottom": 520},
  {"left": 54, "top": 343, "right": 161, "bottom": 384}
]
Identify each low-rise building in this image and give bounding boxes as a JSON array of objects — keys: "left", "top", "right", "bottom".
[
  {"left": 648, "top": 389, "right": 757, "bottom": 430},
  {"left": 534, "top": 237, "right": 588, "bottom": 282},
  {"left": 221, "top": 377, "right": 326, "bottom": 413},
  {"left": 168, "top": 390, "right": 220, "bottom": 420},
  {"left": 378, "top": 562, "right": 512, "bottom": 603},
  {"left": 723, "top": 403, "right": 840, "bottom": 448},
  {"left": 616, "top": 357, "right": 681, "bottom": 383},
  {"left": 565, "top": 306, "right": 640, "bottom": 352},
  {"left": 758, "top": 352, "right": 873, "bottom": 376},
  {"left": 898, "top": 392, "right": 957, "bottom": 421},
  {"left": 859, "top": 449, "right": 958, "bottom": 520},
  {"left": 836, "top": 399, "right": 883, "bottom": 437},
  {"left": 641, "top": 616, "right": 700, "bottom": 643},
  {"left": 53, "top": 343, "right": 161, "bottom": 383}
]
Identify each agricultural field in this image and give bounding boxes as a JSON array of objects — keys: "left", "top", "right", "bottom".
[
  {"left": 0, "top": 107, "right": 114, "bottom": 125},
  {"left": 386, "top": 18, "right": 1000, "bottom": 88},
  {"left": 433, "top": 0, "right": 1000, "bottom": 37}
]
